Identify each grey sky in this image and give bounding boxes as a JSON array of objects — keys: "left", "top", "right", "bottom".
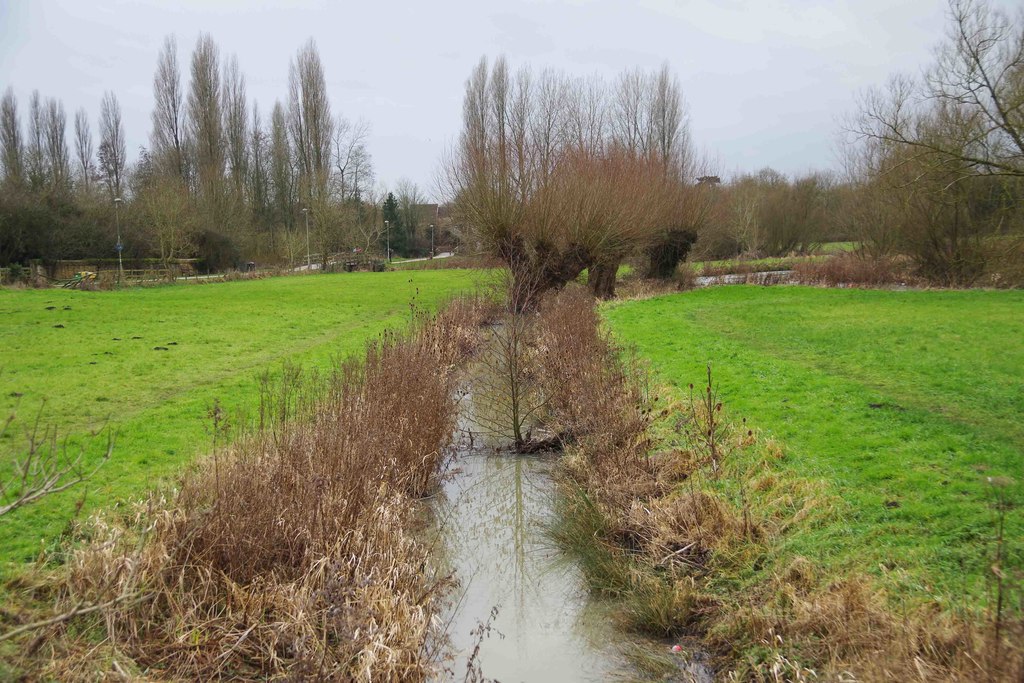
[{"left": 0, "top": 0, "right": 1010, "bottom": 199}]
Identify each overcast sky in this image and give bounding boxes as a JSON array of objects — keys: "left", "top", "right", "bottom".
[{"left": 1, "top": 0, "right": 1013, "bottom": 200}]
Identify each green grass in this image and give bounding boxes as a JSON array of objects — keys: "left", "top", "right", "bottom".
[
  {"left": 604, "top": 286, "right": 1023, "bottom": 605},
  {"left": 818, "top": 240, "right": 858, "bottom": 254},
  {"left": 691, "top": 255, "right": 823, "bottom": 271},
  {"left": 0, "top": 270, "right": 481, "bottom": 565}
]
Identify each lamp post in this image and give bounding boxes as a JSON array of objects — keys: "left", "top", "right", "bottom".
[
  {"left": 302, "top": 208, "right": 310, "bottom": 269},
  {"left": 114, "top": 196, "right": 124, "bottom": 284},
  {"left": 429, "top": 223, "right": 435, "bottom": 259},
  {"left": 384, "top": 220, "right": 390, "bottom": 262}
]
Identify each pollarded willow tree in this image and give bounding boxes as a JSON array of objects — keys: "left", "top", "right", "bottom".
[{"left": 443, "top": 56, "right": 715, "bottom": 306}]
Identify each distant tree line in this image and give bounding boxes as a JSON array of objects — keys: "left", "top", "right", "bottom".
[
  {"left": 3, "top": 0, "right": 1019, "bottom": 285},
  {"left": 692, "top": 0, "right": 1024, "bottom": 285},
  {"left": 446, "top": 0, "right": 1022, "bottom": 294},
  {"left": 0, "top": 35, "right": 434, "bottom": 272}
]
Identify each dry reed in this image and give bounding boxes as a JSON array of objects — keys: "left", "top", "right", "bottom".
[
  {"left": 7, "top": 300, "right": 491, "bottom": 681},
  {"left": 534, "top": 284, "right": 1022, "bottom": 681}
]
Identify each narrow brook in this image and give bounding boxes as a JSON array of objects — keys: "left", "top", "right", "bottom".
[
  {"left": 434, "top": 448, "right": 628, "bottom": 681},
  {"left": 427, "top": 350, "right": 714, "bottom": 682}
]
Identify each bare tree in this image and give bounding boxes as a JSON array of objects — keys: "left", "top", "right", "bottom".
[
  {"left": 846, "top": 0, "right": 1023, "bottom": 283},
  {"left": 396, "top": 177, "right": 426, "bottom": 250},
  {"left": 0, "top": 88, "right": 24, "bottom": 187},
  {"left": 270, "top": 100, "right": 295, "bottom": 232},
  {"left": 354, "top": 185, "right": 387, "bottom": 253},
  {"left": 74, "top": 107, "right": 94, "bottom": 193},
  {"left": 611, "top": 68, "right": 652, "bottom": 158},
  {"left": 471, "top": 309, "right": 544, "bottom": 449},
  {"left": 852, "top": 0, "right": 1024, "bottom": 179},
  {"left": 248, "top": 102, "right": 273, "bottom": 250},
  {"left": 98, "top": 91, "right": 127, "bottom": 200},
  {"left": 565, "top": 75, "right": 606, "bottom": 154},
  {"left": 26, "top": 90, "right": 46, "bottom": 190},
  {"left": 43, "top": 98, "right": 70, "bottom": 194},
  {"left": 332, "top": 116, "right": 373, "bottom": 201},
  {"left": 138, "top": 175, "right": 194, "bottom": 271},
  {"left": 445, "top": 56, "right": 700, "bottom": 303},
  {"left": 188, "top": 33, "right": 225, "bottom": 203},
  {"left": 531, "top": 69, "right": 569, "bottom": 182},
  {"left": 151, "top": 35, "right": 186, "bottom": 180},
  {"left": 223, "top": 54, "right": 249, "bottom": 198},
  {"left": 650, "top": 63, "right": 687, "bottom": 170},
  {"left": 288, "top": 39, "right": 333, "bottom": 207}
]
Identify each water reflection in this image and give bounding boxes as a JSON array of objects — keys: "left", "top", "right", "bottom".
[{"left": 434, "top": 451, "right": 624, "bottom": 682}]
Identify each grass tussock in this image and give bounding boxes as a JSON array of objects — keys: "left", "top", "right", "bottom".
[
  {"left": 536, "top": 285, "right": 1023, "bottom": 680},
  {"left": 4, "top": 301, "right": 492, "bottom": 681}
]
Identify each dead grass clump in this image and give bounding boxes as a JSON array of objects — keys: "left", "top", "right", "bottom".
[
  {"left": 535, "top": 286, "right": 654, "bottom": 477},
  {"left": 674, "top": 262, "right": 699, "bottom": 291},
  {"left": 792, "top": 251, "right": 915, "bottom": 287},
  {"left": 618, "top": 490, "right": 748, "bottom": 571},
  {"left": 615, "top": 276, "right": 684, "bottom": 300},
  {"left": 11, "top": 304, "right": 488, "bottom": 681},
  {"left": 712, "top": 568, "right": 1023, "bottom": 682}
]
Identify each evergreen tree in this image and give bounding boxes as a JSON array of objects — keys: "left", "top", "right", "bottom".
[{"left": 381, "top": 191, "right": 406, "bottom": 256}]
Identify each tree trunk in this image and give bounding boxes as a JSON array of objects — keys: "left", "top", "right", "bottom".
[
  {"left": 588, "top": 260, "right": 619, "bottom": 299},
  {"left": 645, "top": 229, "right": 698, "bottom": 279}
]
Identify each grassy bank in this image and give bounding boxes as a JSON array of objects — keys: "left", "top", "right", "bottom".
[
  {"left": 521, "top": 285, "right": 1022, "bottom": 678},
  {"left": 2, "top": 300, "right": 486, "bottom": 680},
  {"left": 0, "top": 270, "right": 480, "bottom": 564},
  {"left": 603, "top": 286, "right": 1022, "bottom": 606}
]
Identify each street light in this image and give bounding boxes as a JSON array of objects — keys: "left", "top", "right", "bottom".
[
  {"left": 429, "top": 223, "right": 435, "bottom": 259},
  {"left": 113, "top": 197, "right": 124, "bottom": 284},
  {"left": 302, "top": 208, "right": 310, "bottom": 269},
  {"left": 384, "top": 220, "right": 390, "bottom": 262}
]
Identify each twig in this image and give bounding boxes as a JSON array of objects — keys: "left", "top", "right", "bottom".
[{"left": 0, "top": 592, "right": 148, "bottom": 643}]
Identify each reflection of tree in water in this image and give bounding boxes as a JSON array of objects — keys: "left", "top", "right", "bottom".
[
  {"left": 443, "top": 453, "right": 550, "bottom": 626},
  {"left": 434, "top": 369, "right": 628, "bottom": 681}
]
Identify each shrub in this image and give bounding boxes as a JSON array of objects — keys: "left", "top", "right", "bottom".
[{"left": 792, "top": 252, "right": 914, "bottom": 287}]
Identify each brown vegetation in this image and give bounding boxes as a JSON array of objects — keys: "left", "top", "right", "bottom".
[
  {"left": 533, "top": 285, "right": 1023, "bottom": 680},
  {"left": 791, "top": 251, "right": 917, "bottom": 288},
  {"left": 842, "top": 0, "right": 1024, "bottom": 286},
  {"left": 443, "top": 57, "right": 715, "bottom": 307},
  {"left": 2, "top": 301, "right": 490, "bottom": 681}
]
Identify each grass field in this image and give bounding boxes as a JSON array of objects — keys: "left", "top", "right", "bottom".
[
  {"left": 604, "top": 286, "right": 1023, "bottom": 605},
  {"left": 0, "top": 270, "right": 481, "bottom": 565}
]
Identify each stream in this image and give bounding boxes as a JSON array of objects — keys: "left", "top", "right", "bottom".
[
  {"left": 435, "top": 450, "right": 626, "bottom": 681},
  {"left": 428, "top": 376, "right": 713, "bottom": 682}
]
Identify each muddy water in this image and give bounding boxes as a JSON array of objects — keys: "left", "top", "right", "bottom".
[
  {"left": 434, "top": 449, "right": 628, "bottom": 682},
  {"left": 430, "top": 351, "right": 712, "bottom": 683}
]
